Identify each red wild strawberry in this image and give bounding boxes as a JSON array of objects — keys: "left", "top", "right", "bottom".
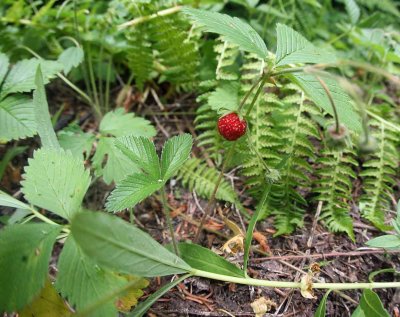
[{"left": 217, "top": 112, "right": 247, "bottom": 141}]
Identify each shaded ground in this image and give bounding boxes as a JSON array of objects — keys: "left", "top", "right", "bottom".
[{"left": 1, "top": 80, "right": 399, "bottom": 317}]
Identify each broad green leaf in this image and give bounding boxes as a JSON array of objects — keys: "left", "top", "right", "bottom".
[
  {"left": 0, "top": 95, "right": 36, "bottom": 141},
  {"left": 289, "top": 73, "right": 362, "bottom": 132},
  {"left": 359, "top": 289, "right": 390, "bottom": 317},
  {"left": 0, "top": 190, "right": 31, "bottom": 211},
  {"left": 0, "top": 52, "right": 9, "bottom": 86},
  {"left": 183, "top": 8, "right": 267, "bottom": 59},
  {"left": 344, "top": 0, "right": 360, "bottom": 25},
  {"left": 177, "top": 243, "right": 244, "bottom": 278},
  {"left": 19, "top": 279, "right": 71, "bottom": 317},
  {"left": 92, "top": 136, "right": 140, "bottom": 184},
  {"left": 56, "top": 237, "right": 126, "bottom": 317},
  {"left": 207, "top": 81, "right": 240, "bottom": 114},
  {"left": 71, "top": 212, "right": 192, "bottom": 277},
  {"left": 33, "top": 66, "right": 60, "bottom": 149},
  {"left": 160, "top": 134, "right": 193, "bottom": 180},
  {"left": 314, "top": 290, "right": 332, "bottom": 317},
  {"left": 99, "top": 108, "right": 156, "bottom": 138},
  {"left": 129, "top": 273, "right": 191, "bottom": 317},
  {"left": 21, "top": 148, "right": 91, "bottom": 220},
  {"left": 0, "top": 223, "right": 61, "bottom": 312},
  {"left": 351, "top": 307, "right": 365, "bottom": 317},
  {"left": 58, "top": 47, "right": 84, "bottom": 75},
  {"left": 365, "top": 235, "right": 400, "bottom": 249},
  {"left": 106, "top": 173, "right": 163, "bottom": 212},
  {"left": 115, "top": 136, "right": 160, "bottom": 179},
  {"left": 275, "top": 24, "right": 336, "bottom": 67},
  {"left": 58, "top": 124, "right": 95, "bottom": 160},
  {"left": 0, "top": 58, "right": 62, "bottom": 98}
]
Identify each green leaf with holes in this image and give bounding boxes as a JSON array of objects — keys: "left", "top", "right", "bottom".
[
  {"left": 0, "top": 223, "right": 61, "bottom": 312},
  {"left": 21, "top": 148, "right": 91, "bottom": 220}
]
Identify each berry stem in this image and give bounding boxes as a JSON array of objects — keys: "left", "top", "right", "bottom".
[
  {"left": 194, "top": 143, "right": 237, "bottom": 243},
  {"left": 195, "top": 74, "right": 270, "bottom": 242},
  {"left": 243, "top": 77, "right": 268, "bottom": 117}
]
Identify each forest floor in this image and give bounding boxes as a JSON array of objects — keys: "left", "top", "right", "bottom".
[{"left": 1, "top": 80, "right": 399, "bottom": 317}]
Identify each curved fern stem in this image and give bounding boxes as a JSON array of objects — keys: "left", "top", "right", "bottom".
[{"left": 316, "top": 75, "right": 340, "bottom": 133}]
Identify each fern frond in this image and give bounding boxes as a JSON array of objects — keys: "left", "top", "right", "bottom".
[
  {"left": 126, "top": 24, "right": 153, "bottom": 91},
  {"left": 267, "top": 90, "right": 320, "bottom": 236},
  {"left": 313, "top": 149, "right": 358, "bottom": 240},
  {"left": 214, "top": 39, "right": 240, "bottom": 81},
  {"left": 177, "top": 158, "right": 240, "bottom": 206},
  {"left": 148, "top": 14, "right": 199, "bottom": 86},
  {"left": 359, "top": 122, "right": 398, "bottom": 230}
]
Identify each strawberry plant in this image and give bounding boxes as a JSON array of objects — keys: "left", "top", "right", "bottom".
[{"left": 0, "top": 1, "right": 400, "bottom": 316}]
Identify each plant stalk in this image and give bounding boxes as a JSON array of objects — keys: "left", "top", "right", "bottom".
[
  {"left": 192, "top": 269, "right": 400, "bottom": 290},
  {"left": 118, "top": 6, "right": 182, "bottom": 29}
]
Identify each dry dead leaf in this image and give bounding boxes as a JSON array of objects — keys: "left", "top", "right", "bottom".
[
  {"left": 222, "top": 234, "right": 244, "bottom": 254},
  {"left": 250, "top": 297, "right": 277, "bottom": 317},
  {"left": 253, "top": 231, "right": 270, "bottom": 253},
  {"left": 300, "top": 273, "right": 315, "bottom": 299}
]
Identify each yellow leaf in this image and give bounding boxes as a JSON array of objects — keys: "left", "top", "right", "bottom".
[
  {"left": 19, "top": 279, "right": 72, "bottom": 317},
  {"left": 115, "top": 276, "right": 149, "bottom": 312},
  {"left": 250, "top": 297, "right": 277, "bottom": 317},
  {"left": 222, "top": 234, "right": 244, "bottom": 254},
  {"left": 300, "top": 274, "right": 315, "bottom": 299}
]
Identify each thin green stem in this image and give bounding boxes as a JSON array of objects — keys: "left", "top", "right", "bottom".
[
  {"left": 161, "top": 188, "right": 179, "bottom": 256},
  {"left": 105, "top": 56, "right": 112, "bottom": 113},
  {"left": 243, "top": 183, "right": 272, "bottom": 274},
  {"left": 238, "top": 76, "right": 264, "bottom": 112},
  {"left": 194, "top": 144, "right": 237, "bottom": 243},
  {"left": 87, "top": 46, "right": 102, "bottom": 119},
  {"left": 30, "top": 208, "right": 58, "bottom": 225},
  {"left": 244, "top": 77, "right": 268, "bottom": 117},
  {"left": 118, "top": 5, "right": 182, "bottom": 29},
  {"left": 192, "top": 269, "right": 400, "bottom": 290}
]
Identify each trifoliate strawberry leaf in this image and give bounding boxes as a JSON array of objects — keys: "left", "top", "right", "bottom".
[
  {"left": 275, "top": 24, "right": 336, "bottom": 67},
  {"left": 183, "top": 8, "right": 268, "bottom": 59},
  {"left": 99, "top": 108, "right": 156, "bottom": 138},
  {"left": 160, "top": 134, "right": 193, "bottom": 180},
  {"left": 115, "top": 136, "right": 161, "bottom": 180},
  {"left": 58, "top": 123, "right": 95, "bottom": 160},
  {"left": 0, "top": 58, "right": 62, "bottom": 99},
  {"left": 0, "top": 223, "right": 61, "bottom": 312},
  {"left": 21, "top": 148, "right": 91, "bottom": 220},
  {"left": 288, "top": 72, "right": 362, "bottom": 132},
  {"left": 57, "top": 46, "right": 84, "bottom": 75},
  {"left": 92, "top": 137, "right": 141, "bottom": 185},
  {"left": 106, "top": 173, "right": 163, "bottom": 212},
  {"left": 0, "top": 95, "right": 36, "bottom": 142}
]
